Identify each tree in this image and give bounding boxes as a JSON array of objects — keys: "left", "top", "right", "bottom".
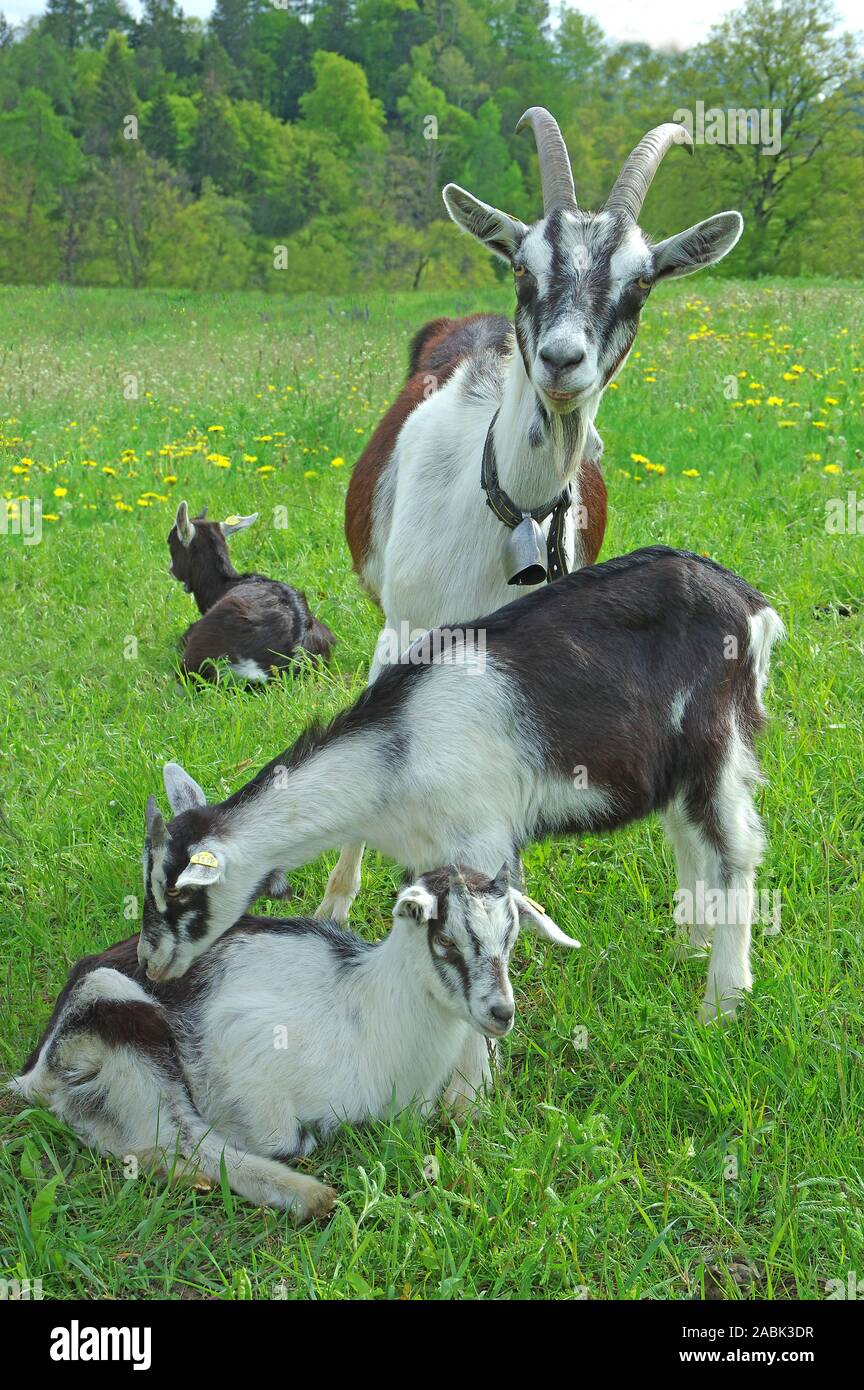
[
  {"left": 686, "top": 0, "right": 864, "bottom": 272},
  {"left": 211, "top": 0, "right": 255, "bottom": 67},
  {"left": 86, "top": 30, "right": 140, "bottom": 156},
  {"left": 0, "top": 87, "right": 83, "bottom": 232},
  {"left": 42, "top": 0, "right": 86, "bottom": 49},
  {"left": 461, "top": 98, "right": 525, "bottom": 213},
  {"left": 186, "top": 90, "right": 242, "bottom": 193},
  {"left": 299, "top": 49, "right": 386, "bottom": 153},
  {"left": 143, "top": 89, "right": 178, "bottom": 163},
  {"left": 134, "top": 0, "right": 190, "bottom": 74},
  {"left": 84, "top": 0, "right": 134, "bottom": 47}
]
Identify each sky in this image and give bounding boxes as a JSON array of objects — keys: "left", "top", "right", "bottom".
[{"left": 2, "top": 0, "right": 862, "bottom": 47}]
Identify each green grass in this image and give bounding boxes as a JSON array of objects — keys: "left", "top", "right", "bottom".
[{"left": 0, "top": 279, "right": 862, "bottom": 1301}]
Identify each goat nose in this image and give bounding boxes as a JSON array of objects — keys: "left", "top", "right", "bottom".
[
  {"left": 539, "top": 343, "right": 586, "bottom": 372},
  {"left": 489, "top": 1002, "right": 515, "bottom": 1025}
]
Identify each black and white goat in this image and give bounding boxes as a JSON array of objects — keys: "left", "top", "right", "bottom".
[
  {"left": 133, "top": 547, "right": 783, "bottom": 1106},
  {"left": 329, "top": 108, "right": 743, "bottom": 919},
  {"left": 168, "top": 501, "right": 335, "bottom": 682},
  {"left": 11, "top": 867, "right": 574, "bottom": 1218}
]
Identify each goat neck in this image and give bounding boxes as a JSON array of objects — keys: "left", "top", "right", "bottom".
[
  {"left": 493, "top": 348, "right": 597, "bottom": 512},
  {"left": 188, "top": 540, "right": 242, "bottom": 614}
]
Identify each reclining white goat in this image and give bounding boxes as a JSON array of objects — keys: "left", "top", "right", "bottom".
[{"left": 11, "top": 866, "right": 576, "bottom": 1220}]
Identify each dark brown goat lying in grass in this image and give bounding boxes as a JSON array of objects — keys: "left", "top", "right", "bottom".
[{"left": 167, "top": 501, "right": 336, "bottom": 683}]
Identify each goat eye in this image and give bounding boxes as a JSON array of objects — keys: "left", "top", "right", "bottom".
[
  {"left": 513, "top": 264, "right": 526, "bottom": 279},
  {"left": 635, "top": 275, "right": 652, "bottom": 291},
  {"left": 166, "top": 887, "right": 181, "bottom": 899},
  {"left": 437, "top": 934, "right": 454, "bottom": 948}
]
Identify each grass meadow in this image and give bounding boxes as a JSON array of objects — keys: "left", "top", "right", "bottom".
[{"left": 0, "top": 279, "right": 862, "bottom": 1301}]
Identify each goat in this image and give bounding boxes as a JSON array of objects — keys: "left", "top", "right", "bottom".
[
  {"left": 168, "top": 501, "right": 336, "bottom": 682},
  {"left": 132, "top": 546, "right": 783, "bottom": 1106},
  {"left": 10, "top": 867, "right": 576, "bottom": 1219},
  {"left": 327, "top": 108, "right": 743, "bottom": 919}
]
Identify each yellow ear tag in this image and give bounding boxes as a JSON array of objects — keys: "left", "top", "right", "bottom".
[
  {"left": 189, "top": 851, "right": 218, "bottom": 868},
  {"left": 223, "top": 515, "right": 240, "bottom": 526},
  {"left": 522, "top": 895, "right": 546, "bottom": 915}
]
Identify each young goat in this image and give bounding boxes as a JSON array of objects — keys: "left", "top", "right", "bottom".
[
  {"left": 134, "top": 546, "right": 783, "bottom": 1105},
  {"left": 168, "top": 501, "right": 335, "bottom": 682},
  {"left": 11, "top": 867, "right": 575, "bottom": 1219}
]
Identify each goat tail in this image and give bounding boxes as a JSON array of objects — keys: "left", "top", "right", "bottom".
[
  {"left": 748, "top": 604, "right": 785, "bottom": 717},
  {"left": 171, "top": 1106, "right": 336, "bottom": 1221}
]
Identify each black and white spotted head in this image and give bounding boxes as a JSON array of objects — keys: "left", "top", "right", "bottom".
[
  {"left": 393, "top": 864, "right": 580, "bottom": 1038},
  {"left": 443, "top": 107, "right": 743, "bottom": 415},
  {"left": 139, "top": 763, "right": 261, "bottom": 981}
]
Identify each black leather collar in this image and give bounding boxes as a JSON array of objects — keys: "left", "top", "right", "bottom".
[{"left": 480, "top": 410, "right": 572, "bottom": 582}]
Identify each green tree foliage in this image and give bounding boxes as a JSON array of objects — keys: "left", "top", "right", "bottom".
[
  {"left": 0, "top": 0, "right": 859, "bottom": 289},
  {"left": 299, "top": 49, "right": 386, "bottom": 153}
]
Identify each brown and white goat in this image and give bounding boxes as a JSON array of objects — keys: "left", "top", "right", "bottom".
[
  {"left": 326, "top": 108, "right": 744, "bottom": 919},
  {"left": 168, "top": 501, "right": 335, "bottom": 682}
]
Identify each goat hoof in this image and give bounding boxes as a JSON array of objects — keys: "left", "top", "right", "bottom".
[{"left": 297, "top": 1184, "right": 337, "bottom": 1223}]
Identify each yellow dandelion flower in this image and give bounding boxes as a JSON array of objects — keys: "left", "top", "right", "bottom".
[
  {"left": 42, "top": 513, "right": 59, "bottom": 521},
  {"left": 115, "top": 501, "right": 133, "bottom": 512},
  {"left": 102, "top": 466, "right": 117, "bottom": 476},
  {"left": 257, "top": 465, "right": 275, "bottom": 475},
  {"left": 304, "top": 470, "right": 318, "bottom": 480},
  {"left": 766, "top": 396, "right": 783, "bottom": 406},
  {"left": 804, "top": 453, "right": 822, "bottom": 462},
  {"left": 682, "top": 469, "right": 700, "bottom": 478},
  {"left": 630, "top": 453, "right": 650, "bottom": 465},
  {"left": 330, "top": 456, "right": 345, "bottom": 468},
  {"left": 163, "top": 475, "right": 178, "bottom": 484},
  {"left": 812, "top": 421, "right": 827, "bottom": 429},
  {"left": 243, "top": 455, "right": 258, "bottom": 463},
  {"left": 824, "top": 396, "right": 839, "bottom": 406},
  {"left": 823, "top": 463, "right": 841, "bottom": 475},
  {"left": 208, "top": 425, "right": 224, "bottom": 433}
]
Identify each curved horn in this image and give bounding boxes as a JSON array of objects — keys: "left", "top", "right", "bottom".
[
  {"left": 603, "top": 123, "right": 694, "bottom": 222},
  {"left": 516, "top": 106, "right": 577, "bottom": 216}
]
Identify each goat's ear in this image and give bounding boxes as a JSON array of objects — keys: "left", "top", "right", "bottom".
[
  {"left": 163, "top": 761, "right": 207, "bottom": 814},
  {"left": 442, "top": 184, "right": 527, "bottom": 262},
  {"left": 393, "top": 883, "right": 438, "bottom": 924},
  {"left": 175, "top": 500, "right": 196, "bottom": 546},
  {"left": 512, "top": 890, "right": 580, "bottom": 949},
  {"left": 652, "top": 212, "right": 743, "bottom": 281},
  {"left": 221, "top": 512, "right": 258, "bottom": 537},
  {"left": 145, "top": 794, "right": 165, "bottom": 848},
  {"left": 491, "top": 862, "right": 511, "bottom": 892},
  {"left": 175, "top": 848, "right": 223, "bottom": 889}
]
